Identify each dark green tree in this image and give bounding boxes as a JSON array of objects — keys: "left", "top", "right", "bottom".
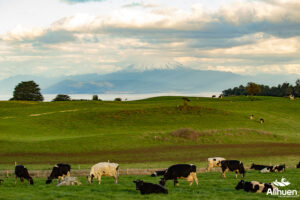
[
  {"left": 11, "top": 81, "right": 43, "bottom": 101},
  {"left": 92, "top": 95, "right": 99, "bottom": 101},
  {"left": 52, "top": 94, "right": 71, "bottom": 101}
]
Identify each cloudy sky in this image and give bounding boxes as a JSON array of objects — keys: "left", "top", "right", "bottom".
[{"left": 0, "top": 0, "right": 300, "bottom": 80}]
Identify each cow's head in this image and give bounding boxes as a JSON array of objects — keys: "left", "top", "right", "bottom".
[
  {"left": 159, "top": 178, "right": 166, "bottom": 186},
  {"left": 216, "top": 161, "right": 222, "bottom": 167},
  {"left": 133, "top": 180, "right": 143, "bottom": 190},
  {"left": 250, "top": 163, "right": 254, "bottom": 169},
  {"left": 45, "top": 177, "right": 52, "bottom": 184},
  {"left": 235, "top": 180, "right": 244, "bottom": 190},
  {"left": 29, "top": 177, "right": 33, "bottom": 185},
  {"left": 88, "top": 174, "right": 94, "bottom": 184}
]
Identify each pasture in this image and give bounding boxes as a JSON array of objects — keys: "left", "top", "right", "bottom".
[{"left": 0, "top": 169, "right": 299, "bottom": 200}]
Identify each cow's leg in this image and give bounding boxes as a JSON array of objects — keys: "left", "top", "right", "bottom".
[
  {"left": 98, "top": 175, "right": 102, "bottom": 184},
  {"left": 67, "top": 171, "right": 70, "bottom": 176},
  {"left": 20, "top": 177, "right": 24, "bottom": 184},
  {"left": 222, "top": 168, "right": 227, "bottom": 178},
  {"left": 114, "top": 175, "right": 118, "bottom": 184},
  {"left": 193, "top": 173, "right": 198, "bottom": 186},
  {"left": 174, "top": 178, "right": 178, "bottom": 186}
]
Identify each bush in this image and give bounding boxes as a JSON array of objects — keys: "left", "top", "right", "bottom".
[
  {"left": 92, "top": 95, "right": 98, "bottom": 101},
  {"left": 52, "top": 94, "right": 71, "bottom": 101},
  {"left": 11, "top": 81, "right": 43, "bottom": 101}
]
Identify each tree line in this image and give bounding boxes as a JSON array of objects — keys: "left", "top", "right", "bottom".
[{"left": 222, "top": 80, "right": 300, "bottom": 97}]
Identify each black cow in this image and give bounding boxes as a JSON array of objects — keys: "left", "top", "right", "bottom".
[
  {"left": 151, "top": 170, "right": 166, "bottom": 177},
  {"left": 250, "top": 163, "right": 273, "bottom": 171},
  {"left": 218, "top": 160, "right": 245, "bottom": 178},
  {"left": 297, "top": 162, "right": 300, "bottom": 168},
  {"left": 46, "top": 163, "right": 71, "bottom": 184},
  {"left": 159, "top": 164, "right": 198, "bottom": 186},
  {"left": 273, "top": 164, "right": 285, "bottom": 172},
  {"left": 235, "top": 180, "right": 277, "bottom": 193},
  {"left": 15, "top": 165, "right": 34, "bottom": 185},
  {"left": 133, "top": 180, "right": 168, "bottom": 195}
]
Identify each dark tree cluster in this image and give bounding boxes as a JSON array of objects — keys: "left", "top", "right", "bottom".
[
  {"left": 222, "top": 80, "right": 300, "bottom": 97},
  {"left": 10, "top": 81, "right": 44, "bottom": 101}
]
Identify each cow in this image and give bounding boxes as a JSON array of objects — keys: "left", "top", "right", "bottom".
[
  {"left": 207, "top": 157, "right": 225, "bottom": 172},
  {"left": 15, "top": 165, "right": 34, "bottom": 185},
  {"left": 260, "top": 166, "right": 274, "bottom": 173},
  {"left": 88, "top": 162, "right": 119, "bottom": 184},
  {"left": 56, "top": 176, "right": 81, "bottom": 186},
  {"left": 0, "top": 179, "right": 3, "bottom": 184},
  {"left": 133, "top": 180, "right": 168, "bottom": 195},
  {"left": 250, "top": 163, "right": 273, "bottom": 171},
  {"left": 250, "top": 115, "right": 254, "bottom": 120},
  {"left": 151, "top": 170, "right": 166, "bottom": 177},
  {"left": 46, "top": 163, "right": 71, "bottom": 184},
  {"left": 218, "top": 160, "right": 245, "bottom": 178},
  {"left": 273, "top": 164, "right": 285, "bottom": 172},
  {"left": 159, "top": 164, "right": 198, "bottom": 186},
  {"left": 235, "top": 180, "right": 277, "bottom": 193},
  {"left": 260, "top": 118, "right": 264, "bottom": 124},
  {"left": 297, "top": 162, "right": 300, "bottom": 168}
]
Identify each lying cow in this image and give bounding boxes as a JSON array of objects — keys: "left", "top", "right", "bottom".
[
  {"left": 260, "top": 166, "right": 274, "bottom": 173},
  {"left": 88, "top": 162, "right": 119, "bottom": 184},
  {"left": 133, "top": 180, "right": 168, "bottom": 195},
  {"left": 15, "top": 165, "right": 34, "bottom": 185},
  {"left": 297, "top": 162, "right": 300, "bottom": 168},
  {"left": 235, "top": 180, "right": 277, "bottom": 193},
  {"left": 207, "top": 157, "right": 225, "bottom": 172},
  {"left": 218, "top": 160, "right": 245, "bottom": 178},
  {"left": 159, "top": 164, "right": 198, "bottom": 186},
  {"left": 250, "top": 163, "right": 273, "bottom": 171},
  {"left": 46, "top": 163, "right": 71, "bottom": 184},
  {"left": 151, "top": 170, "right": 166, "bottom": 177},
  {"left": 56, "top": 176, "right": 81, "bottom": 186},
  {"left": 273, "top": 164, "right": 285, "bottom": 172}
]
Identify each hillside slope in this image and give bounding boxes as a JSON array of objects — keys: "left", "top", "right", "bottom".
[{"left": 0, "top": 96, "right": 299, "bottom": 165}]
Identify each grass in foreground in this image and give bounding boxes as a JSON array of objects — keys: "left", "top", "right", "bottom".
[{"left": 0, "top": 169, "right": 299, "bottom": 200}]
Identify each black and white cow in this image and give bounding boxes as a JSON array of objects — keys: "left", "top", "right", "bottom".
[
  {"left": 0, "top": 179, "right": 3, "bottom": 184},
  {"left": 297, "top": 162, "right": 300, "bottom": 168},
  {"left": 250, "top": 163, "right": 273, "bottom": 171},
  {"left": 15, "top": 165, "right": 34, "bottom": 185},
  {"left": 273, "top": 164, "right": 285, "bottom": 172},
  {"left": 46, "top": 163, "right": 71, "bottom": 184},
  {"left": 133, "top": 180, "right": 168, "bottom": 195},
  {"left": 151, "top": 170, "right": 166, "bottom": 177},
  {"left": 159, "top": 164, "right": 198, "bottom": 186},
  {"left": 218, "top": 160, "right": 245, "bottom": 178},
  {"left": 235, "top": 180, "right": 277, "bottom": 193}
]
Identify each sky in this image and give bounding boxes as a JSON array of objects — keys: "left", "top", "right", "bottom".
[{"left": 0, "top": 0, "right": 300, "bottom": 80}]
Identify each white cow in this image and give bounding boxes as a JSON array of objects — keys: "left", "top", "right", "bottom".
[
  {"left": 88, "top": 162, "right": 119, "bottom": 184},
  {"left": 206, "top": 157, "right": 226, "bottom": 172}
]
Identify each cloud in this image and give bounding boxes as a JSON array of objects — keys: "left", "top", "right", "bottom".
[
  {"left": 1, "top": 0, "right": 300, "bottom": 79},
  {"left": 61, "top": 0, "right": 105, "bottom": 4}
]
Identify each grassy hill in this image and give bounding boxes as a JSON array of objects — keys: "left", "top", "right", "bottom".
[{"left": 0, "top": 96, "right": 299, "bottom": 167}]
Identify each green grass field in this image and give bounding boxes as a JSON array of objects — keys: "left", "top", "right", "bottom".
[
  {"left": 1, "top": 169, "right": 299, "bottom": 200},
  {"left": 0, "top": 96, "right": 299, "bottom": 199}
]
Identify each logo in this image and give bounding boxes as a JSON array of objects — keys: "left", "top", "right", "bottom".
[
  {"left": 272, "top": 178, "right": 290, "bottom": 187},
  {"left": 267, "top": 177, "right": 298, "bottom": 198}
]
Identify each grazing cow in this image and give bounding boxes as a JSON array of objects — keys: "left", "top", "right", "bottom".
[
  {"left": 207, "top": 157, "right": 226, "bottom": 172},
  {"left": 159, "top": 164, "right": 198, "bottom": 186},
  {"left": 151, "top": 170, "right": 166, "bottom": 177},
  {"left": 88, "top": 162, "right": 119, "bottom": 184},
  {"left": 133, "top": 180, "right": 168, "bottom": 195},
  {"left": 46, "top": 163, "right": 71, "bottom": 184},
  {"left": 56, "top": 176, "right": 81, "bottom": 186},
  {"left": 235, "top": 180, "right": 277, "bottom": 193},
  {"left": 260, "top": 118, "right": 264, "bottom": 124},
  {"left": 218, "top": 160, "right": 245, "bottom": 178},
  {"left": 250, "top": 115, "right": 254, "bottom": 120},
  {"left": 250, "top": 163, "right": 273, "bottom": 171},
  {"left": 15, "top": 165, "right": 34, "bottom": 185},
  {"left": 297, "top": 162, "right": 300, "bottom": 168},
  {"left": 273, "top": 164, "right": 285, "bottom": 172}
]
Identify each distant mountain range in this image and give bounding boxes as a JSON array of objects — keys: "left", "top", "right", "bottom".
[{"left": 0, "top": 66, "right": 299, "bottom": 95}]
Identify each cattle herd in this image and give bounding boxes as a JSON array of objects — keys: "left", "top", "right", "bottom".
[{"left": 0, "top": 160, "right": 299, "bottom": 196}]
